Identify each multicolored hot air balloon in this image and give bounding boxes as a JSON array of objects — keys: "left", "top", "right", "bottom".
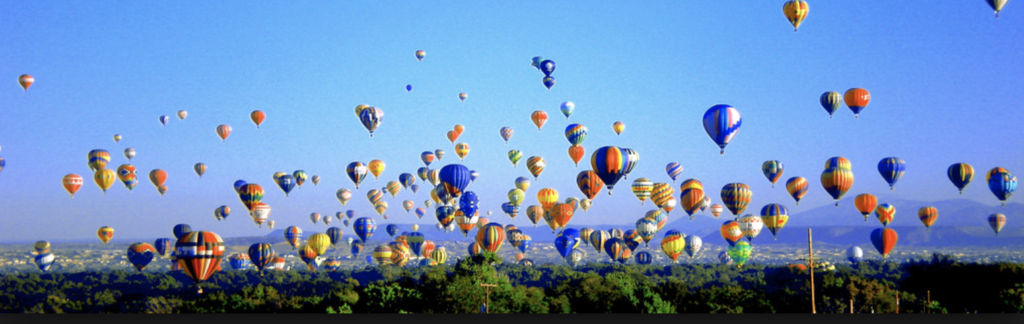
[
  {"left": 612, "top": 121, "right": 625, "bottom": 136},
  {"left": 87, "top": 149, "right": 110, "bottom": 171},
  {"left": 458, "top": 93, "right": 467, "bottom": 102},
  {"left": 684, "top": 236, "right": 703, "bottom": 260},
  {"left": 439, "top": 164, "right": 471, "bottom": 196},
  {"left": 728, "top": 241, "right": 752, "bottom": 268},
  {"left": 720, "top": 221, "right": 742, "bottom": 247},
  {"left": 576, "top": 171, "right": 604, "bottom": 200},
  {"left": 661, "top": 231, "right": 686, "bottom": 263},
  {"left": 543, "top": 76, "right": 555, "bottom": 90},
  {"left": 870, "top": 228, "right": 898, "bottom": 258},
  {"left": 721, "top": 183, "right": 752, "bottom": 218},
  {"left": 346, "top": 162, "right": 368, "bottom": 189},
  {"left": 785, "top": 177, "right": 808, "bottom": 206},
  {"left": 249, "top": 243, "right": 275, "bottom": 273},
  {"left": 782, "top": 0, "right": 809, "bottom": 32},
  {"left": 156, "top": 239, "right": 172, "bottom": 258},
  {"left": 60, "top": 174, "right": 82, "bottom": 198},
  {"left": 160, "top": 115, "right": 170, "bottom": 126},
  {"left": 710, "top": 204, "right": 724, "bottom": 218},
  {"left": 761, "top": 204, "right": 789, "bottom": 240},
  {"left": 18, "top": 74, "right": 34, "bottom": 91},
  {"left": 822, "top": 167, "right": 854, "bottom": 206},
  {"left": 454, "top": 143, "right": 470, "bottom": 160},
  {"left": 214, "top": 206, "right": 230, "bottom": 221},
  {"left": 336, "top": 188, "right": 352, "bottom": 205},
  {"left": 175, "top": 231, "right": 225, "bottom": 293},
  {"left": 877, "top": 157, "right": 905, "bottom": 190},
  {"left": 875, "top": 203, "right": 896, "bottom": 227},
  {"left": 275, "top": 174, "right": 296, "bottom": 197},
  {"left": 250, "top": 203, "right": 270, "bottom": 227},
  {"left": 354, "top": 217, "right": 376, "bottom": 243},
  {"left": 666, "top": 163, "right": 682, "bottom": 183},
  {"left": 124, "top": 148, "right": 135, "bottom": 161},
  {"left": 987, "top": 0, "right": 1009, "bottom": 17},
  {"left": 844, "top": 88, "right": 870, "bottom": 118},
  {"left": 988, "top": 213, "right": 1006, "bottom": 235},
  {"left": 591, "top": 146, "right": 629, "bottom": 194},
  {"left": 762, "top": 160, "right": 784, "bottom": 188},
  {"left": 284, "top": 226, "right": 303, "bottom": 249},
  {"left": 847, "top": 246, "right": 863, "bottom": 263},
  {"left": 192, "top": 163, "right": 206, "bottom": 178},
  {"left": 359, "top": 106, "right": 385, "bottom": 137},
  {"left": 987, "top": 167, "right": 1017, "bottom": 206},
  {"left": 35, "top": 253, "right": 55, "bottom": 273},
  {"left": 820, "top": 91, "right": 841, "bottom": 118},
  {"left": 476, "top": 223, "right": 506, "bottom": 253},
  {"left": 216, "top": 124, "right": 231, "bottom": 142},
  {"left": 127, "top": 243, "right": 157, "bottom": 272},
  {"left": 702, "top": 105, "right": 742, "bottom": 155},
  {"left": 97, "top": 226, "right": 114, "bottom": 244},
  {"left": 415, "top": 50, "right": 425, "bottom": 61},
  {"left": 527, "top": 156, "right": 546, "bottom": 180},
  {"left": 947, "top": 163, "right": 974, "bottom": 194},
  {"left": 560, "top": 101, "right": 575, "bottom": 119},
  {"left": 918, "top": 207, "right": 938, "bottom": 231},
  {"left": 736, "top": 214, "right": 763, "bottom": 242}
]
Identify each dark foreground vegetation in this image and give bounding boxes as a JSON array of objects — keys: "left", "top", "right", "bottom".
[{"left": 1, "top": 253, "right": 1022, "bottom": 313}]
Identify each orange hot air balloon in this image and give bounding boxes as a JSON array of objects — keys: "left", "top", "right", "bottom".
[
  {"left": 844, "top": 88, "right": 871, "bottom": 118},
  {"left": 568, "top": 144, "right": 585, "bottom": 167},
  {"left": 216, "top": 124, "right": 232, "bottom": 141},
  {"left": 531, "top": 110, "right": 548, "bottom": 131},
  {"left": 782, "top": 0, "right": 809, "bottom": 32},
  {"left": 97, "top": 226, "right": 114, "bottom": 244},
  {"left": 453, "top": 124, "right": 465, "bottom": 137},
  {"left": 251, "top": 110, "right": 266, "bottom": 128},
  {"left": 854, "top": 194, "right": 877, "bottom": 222},
  {"left": 158, "top": 185, "right": 168, "bottom": 196},
  {"left": 446, "top": 130, "right": 458, "bottom": 144},
  {"left": 918, "top": 207, "right": 938, "bottom": 231},
  {"left": 63, "top": 174, "right": 84, "bottom": 197},
  {"left": 149, "top": 169, "right": 168, "bottom": 189},
  {"left": 551, "top": 203, "right": 575, "bottom": 228},
  {"left": 18, "top": 74, "right": 34, "bottom": 91},
  {"left": 537, "top": 188, "right": 559, "bottom": 211}
]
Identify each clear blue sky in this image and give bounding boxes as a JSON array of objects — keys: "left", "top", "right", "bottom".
[{"left": 0, "top": 1, "right": 1021, "bottom": 242}]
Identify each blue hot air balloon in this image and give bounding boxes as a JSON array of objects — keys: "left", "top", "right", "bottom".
[
  {"left": 543, "top": 76, "right": 555, "bottom": 90},
  {"left": 406, "top": 84, "right": 412, "bottom": 92},
  {"left": 459, "top": 191, "right": 480, "bottom": 218},
  {"left": 635, "top": 251, "right": 653, "bottom": 265},
  {"left": 540, "top": 60, "right": 556, "bottom": 76},
  {"left": 439, "top": 164, "right": 471, "bottom": 196},
  {"left": 172, "top": 224, "right": 192, "bottom": 240},
  {"left": 591, "top": 146, "right": 630, "bottom": 194},
  {"left": 233, "top": 180, "right": 248, "bottom": 194},
  {"left": 386, "top": 224, "right": 399, "bottom": 238},
  {"left": 987, "top": 168, "right": 1017, "bottom": 206},
  {"left": 702, "top": 104, "right": 742, "bottom": 155},
  {"left": 154, "top": 238, "right": 172, "bottom": 258},
  {"left": 560, "top": 102, "right": 575, "bottom": 119},
  {"left": 877, "top": 157, "right": 905, "bottom": 191},
  {"left": 276, "top": 174, "right": 296, "bottom": 197},
  {"left": 554, "top": 235, "right": 573, "bottom": 258},
  {"left": 354, "top": 217, "right": 377, "bottom": 243}
]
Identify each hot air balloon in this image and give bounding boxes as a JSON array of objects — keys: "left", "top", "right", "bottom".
[
  {"left": 820, "top": 91, "right": 841, "bottom": 118},
  {"left": 175, "top": 231, "right": 226, "bottom": 293},
  {"left": 844, "top": 88, "right": 870, "bottom": 118},
  {"left": 720, "top": 221, "right": 742, "bottom": 246},
  {"left": 782, "top": 0, "right": 809, "bottom": 32},
  {"left": 539, "top": 59, "right": 556, "bottom": 76},
  {"left": 439, "top": 164, "right": 471, "bottom": 197},
  {"left": 665, "top": 163, "right": 683, "bottom": 183},
  {"left": 989, "top": 213, "right": 1006, "bottom": 235},
  {"left": 402, "top": 200, "right": 415, "bottom": 213},
  {"left": 283, "top": 226, "right": 303, "bottom": 250},
  {"left": 323, "top": 215, "right": 333, "bottom": 225},
  {"left": 821, "top": 167, "right": 854, "bottom": 206},
  {"left": 721, "top": 183, "right": 752, "bottom": 217},
  {"left": 354, "top": 217, "right": 376, "bottom": 243},
  {"left": 413, "top": 50, "right": 426, "bottom": 61},
  {"left": 311, "top": 175, "right": 320, "bottom": 186},
  {"left": 508, "top": 188, "right": 526, "bottom": 207},
  {"left": 454, "top": 143, "right": 470, "bottom": 160},
  {"left": 346, "top": 162, "right": 368, "bottom": 189},
  {"left": 386, "top": 181, "right": 402, "bottom": 197},
  {"left": 680, "top": 185, "right": 705, "bottom": 219},
  {"left": 710, "top": 204, "right": 724, "bottom": 218},
  {"left": 325, "top": 227, "right": 343, "bottom": 248},
  {"left": 530, "top": 110, "right": 548, "bottom": 131},
  {"left": 543, "top": 76, "right": 556, "bottom": 90},
  {"left": 214, "top": 206, "right": 230, "bottom": 221},
  {"left": 177, "top": 110, "right": 187, "bottom": 120},
  {"left": 216, "top": 124, "right": 231, "bottom": 142},
  {"left": 762, "top": 160, "right": 784, "bottom": 188},
  {"left": 310, "top": 212, "right": 321, "bottom": 224},
  {"left": 635, "top": 218, "right": 658, "bottom": 247},
  {"left": 635, "top": 251, "right": 653, "bottom": 265},
  {"left": 736, "top": 214, "right": 764, "bottom": 242},
  {"left": 35, "top": 253, "right": 55, "bottom": 272},
  {"left": 514, "top": 177, "right": 531, "bottom": 193},
  {"left": 334, "top": 189, "right": 352, "bottom": 206},
  {"left": 113, "top": 134, "right": 122, "bottom": 143},
  {"left": 124, "top": 148, "right": 136, "bottom": 161},
  {"left": 375, "top": 202, "right": 388, "bottom": 216},
  {"left": 527, "top": 156, "right": 545, "bottom": 180},
  {"left": 728, "top": 241, "right": 752, "bottom": 268},
  {"left": 228, "top": 253, "right": 252, "bottom": 270},
  {"left": 160, "top": 115, "right": 170, "bottom": 126},
  {"left": 684, "top": 236, "right": 703, "bottom": 260},
  {"left": 760, "top": 204, "right": 789, "bottom": 240},
  {"left": 650, "top": 182, "right": 673, "bottom": 209},
  {"left": 476, "top": 223, "right": 506, "bottom": 253},
  {"left": 565, "top": 249, "right": 585, "bottom": 267},
  {"left": 590, "top": 230, "right": 610, "bottom": 254},
  {"left": 987, "top": 0, "right": 1009, "bottom": 17},
  {"left": 854, "top": 194, "right": 877, "bottom": 222},
  {"left": 87, "top": 149, "right": 110, "bottom": 171},
  {"left": 249, "top": 243, "right": 276, "bottom": 273},
  {"left": 526, "top": 205, "right": 543, "bottom": 227},
  {"left": 565, "top": 124, "right": 587, "bottom": 146},
  {"left": 918, "top": 207, "right": 938, "bottom": 231},
  {"left": 157, "top": 185, "right": 168, "bottom": 195},
  {"left": 576, "top": 171, "right": 605, "bottom": 200},
  {"left": 551, "top": 203, "right": 575, "bottom": 230},
  {"left": 306, "top": 233, "right": 331, "bottom": 256},
  {"left": 250, "top": 203, "right": 270, "bottom": 227},
  {"left": 127, "top": 243, "right": 157, "bottom": 272},
  {"left": 719, "top": 251, "right": 733, "bottom": 265},
  {"left": 603, "top": 238, "right": 631, "bottom": 264},
  {"left": 591, "top": 146, "right": 629, "bottom": 194},
  {"left": 870, "top": 228, "right": 898, "bottom": 258},
  {"left": 987, "top": 167, "right": 1017, "bottom": 206},
  {"left": 18, "top": 74, "right": 34, "bottom": 91},
  {"left": 93, "top": 169, "right": 116, "bottom": 194},
  {"left": 845, "top": 246, "right": 864, "bottom": 264},
  {"left": 621, "top": 148, "right": 639, "bottom": 179},
  {"left": 501, "top": 202, "right": 519, "bottom": 219},
  {"left": 702, "top": 105, "right": 742, "bottom": 155},
  {"left": 276, "top": 174, "right": 296, "bottom": 197},
  {"left": 415, "top": 207, "right": 427, "bottom": 219},
  {"left": 612, "top": 121, "right": 625, "bottom": 136},
  {"left": 875, "top": 203, "right": 896, "bottom": 227},
  {"left": 644, "top": 209, "right": 668, "bottom": 231},
  {"left": 358, "top": 106, "right": 386, "bottom": 137},
  {"left": 291, "top": 170, "right": 307, "bottom": 188},
  {"left": 785, "top": 177, "right": 809, "bottom": 206},
  {"left": 568, "top": 144, "right": 585, "bottom": 167},
  {"left": 580, "top": 199, "right": 592, "bottom": 212},
  {"left": 172, "top": 224, "right": 192, "bottom": 240},
  {"left": 458, "top": 93, "right": 468, "bottom": 102},
  {"left": 877, "top": 157, "right": 905, "bottom": 190},
  {"left": 537, "top": 188, "right": 559, "bottom": 211},
  {"left": 660, "top": 231, "right": 686, "bottom": 262},
  {"left": 947, "top": 163, "right": 974, "bottom": 194},
  {"left": 33, "top": 241, "right": 50, "bottom": 254}
]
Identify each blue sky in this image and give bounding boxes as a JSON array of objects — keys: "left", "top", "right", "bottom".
[{"left": 0, "top": 1, "right": 1022, "bottom": 242}]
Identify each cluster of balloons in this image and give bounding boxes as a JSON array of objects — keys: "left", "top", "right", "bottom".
[
  {"left": 531, "top": 56, "right": 556, "bottom": 90},
  {"left": 819, "top": 88, "right": 871, "bottom": 119}
]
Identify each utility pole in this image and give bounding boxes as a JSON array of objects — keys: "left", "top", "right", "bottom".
[
  {"left": 808, "top": 228, "right": 816, "bottom": 314},
  {"left": 895, "top": 289, "right": 900, "bottom": 314},
  {"left": 926, "top": 290, "right": 931, "bottom": 314},
  {"left": 480, "top": 283, "right": 497, "bottom": 314},
  {"left": 849, "top": 297, "right": 854, "bottom": 314}
]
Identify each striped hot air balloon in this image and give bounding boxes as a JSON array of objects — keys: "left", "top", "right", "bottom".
[
  {"left": 821, "top": 167, "right": 854, "bottom": 207},
  {"left": 820, "top": 91, "right": 841, "bottom": 118},
  {"left": 666, "top": 163, "right": 683, "bottom": 183},
  {"left": 785, "top": 177, "right": 809, "bottom": 206},
  {"left": 761, "top": 160, "right": 784, "bottom": 188},
  {"left": 988, "top": 214, "right": 1006, "bottom": 236},
  {"left": 870, "top": 228, "right": 898, "bottom": 258},
  {"left": 651, "top": 182, "right": 674, "bottom": 209},
  {"left": 702, "top": 104, "right": 742, "bottom": 155},
  {"left": 591, "top": 146, "right": 629, "bottom": 194},
  {"left": 721, "top": 183, "right": 752, "bottom": 218},
  {"left": 782, "top": 0, "right": 809, "bottom": 32},
  {"left": 875, "top": 204, "right": 896, "bottom": 227},
  {"left": 632, "top": 178, "right": 653, "bottom": 205},
  {"left": 660, "top": 230, "right": 686, "bottom": 263},
  {"left": 176, "top": 231, "right": 226, "bottom": 292},
  {"left": 760, "top": 203, "right": 789, "bottom": 240},
  {"left": 918, "top": 207, "right": 938, "bottom": 231},
  {"left": 947, "top": 163, "right": 974, "bottom": 195}
]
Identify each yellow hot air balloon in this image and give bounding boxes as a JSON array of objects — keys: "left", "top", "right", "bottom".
[
  {"left": 537, "top": 188, "right": 559, "bottom": 211},
  {"left": 93, "top": 169, "right": 116, "bottom": 194},
  {"left": 375, "top": 201, "right": 388, "bottom": 216},
  {"left": 307, "top": 233, "right": 331, "bottom": 255},
  {"left": 527, "top": 156, "right": 546, "bottom": 181},
  {"left": 508, "top": 189, "right": 526, "bottom": 207},
  {"left": 455, "top": 143, "right": 470, "bottom": 160},
  {"left": 651, "top": 182, "right": 674, "bottom": 208},
  {"left": 782, "top": 0, "right": 809, "bottom": 32},
  {"left": 368, "top": 160, "right": 386, "bottom": 180},
  {"left": 97, "top": 226, "right": 114, "bottom": 244}
]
